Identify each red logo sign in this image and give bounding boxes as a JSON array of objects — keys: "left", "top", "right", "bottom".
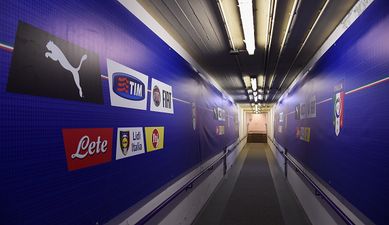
[
  {"left": 62, "top": 128, "right": 113, "bottom": 171},
  {"left": 152, "top": 129, "right": 159, "bottom": 148}
]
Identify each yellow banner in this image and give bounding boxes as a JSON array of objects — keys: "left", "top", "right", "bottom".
[{"left": 145, "top": 127, "right": 164, "bottom": 152}]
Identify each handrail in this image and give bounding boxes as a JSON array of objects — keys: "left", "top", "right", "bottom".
[
  {"left": 135, "top": 136, "right": 247, "bottom": 225},
  {"left": 267, "top": 136, "right": 355, "bottom": 225}
]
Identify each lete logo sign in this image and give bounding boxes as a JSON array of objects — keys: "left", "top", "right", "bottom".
[{"left": 62, "top": 128, "right": 113, "bottom": 171}]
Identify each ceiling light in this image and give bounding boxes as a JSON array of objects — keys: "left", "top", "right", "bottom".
[
  {"left": 243, "top": 75, "right": 251, "bottom": 88},
  {"left": 271, "top": 0, "right": 330, "bottom": 102},
  {"left": 281, "top": 0, "right": 299, "bottom": 52},
  {"left": 251, "top": 77, "right": 257, "bottom": 91},
  {"left": 253, "top": 91, "right": 258, "bottom": 96},
  {"left": 254, "top": 95, "right": 258, "bottom": 102},
  {"left": 257, "top": 75, "right": 264, "bottom": 88},
  {"left": 249, "top": 94, "right": 253, "bottom": 100},
  {"left": 269, "top": 0, "right": 300, "bottom": 89},
  {"left": 238, "top": 0, "right": 255, "bottom": 55}
]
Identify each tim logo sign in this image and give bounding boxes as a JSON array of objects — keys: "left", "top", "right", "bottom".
[
  {"left": 62, "top": 128, "right": 113, "bottom": 171},
  {"left": 107, "top": 59, "right": 148, "bottom": 110}
]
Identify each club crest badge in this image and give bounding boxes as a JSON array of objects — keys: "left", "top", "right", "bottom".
[
  {"left": 333, "top": 82, "right": 344, "bottom": 136},
  {"left": 119, "top": 131, "right": 130, "bottom": 156},
  {"left": 153, "top": 85, "right": 161, "bottom": 107}
]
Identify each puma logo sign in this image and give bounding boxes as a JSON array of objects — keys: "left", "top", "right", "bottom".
[{"left": 45, "top": 41, "right": 87, "bottom": 98}]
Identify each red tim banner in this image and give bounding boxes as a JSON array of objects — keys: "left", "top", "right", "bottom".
[{"left": 62, "top": 128, "right": 113, "bottom": 171}]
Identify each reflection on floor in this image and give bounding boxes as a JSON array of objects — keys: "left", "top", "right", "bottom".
[{"left": 193, "top": 143, "right": 311, "bottom": 225}]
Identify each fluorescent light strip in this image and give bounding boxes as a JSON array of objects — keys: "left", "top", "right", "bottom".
[
  {"left": 271, "top": 0, "right": 330, "bottom": 101},
  {"left": 238, "top": 0, "right": 255, "bottom": 55},
  {"left": 265, "top": 0, "right": 278, "bottom": 100},
  {"left": 251, "top": 77, "right": 257, "bottom": 91},
  {"left": 217, "top": 0, "right": 235, "bottom": 50},
  {"left": 274, "top": 0, "right": 373, "bottom": 110},
  {"left": 264, "top": 0, "right": 272, "bottom": 50},
  {"left": 268, "top": 0, "right": 300, "bottom": 90}
]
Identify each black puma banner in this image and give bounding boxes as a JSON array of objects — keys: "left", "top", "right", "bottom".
[{"left": 7, "top": 21, "right": 103, "bottom": 104}]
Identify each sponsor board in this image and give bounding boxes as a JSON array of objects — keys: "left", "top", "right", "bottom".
[
  {"left": 296, "top": 95, "right": 316, "bottom": 120},
  {"left": 333, "top": 83, "right": 344, "bottom": 136},
  {"left": 213, "top": 108, "right": 218, "bottom": 120},
  {"left": 115, "top": 127, "right": 145, "bottom": 160},
  {"left": 279, "top": 112, "right": 284, "bottom": 122},
  {"left": 7, "top": 22, "right": 103, "bottom": 103},
  {"left": 308, "top": 95, "right": 316, "bottom": 118},
  {"left": 107, "top": 59, "right": 148, "bottom": 110},
  {"left": 300, "top": 103, "right": 307, "bottom": 119},
  {"left": 295, "top": 105, "right": 300, "bottom": 120},
  {"left": 192, "top": 103, "right": 196, "bottom": 130},
  {"left": 296, "top": 127, "right": 310, "bottom": 142},
  {"left": 150, "top": 78, "right": 174, "bottom": 114},
  {"left": 217, "top": 107, "right": 226, "bottom": 121},
  {"left": 145, "top": 127, "right": 165, "bottom": 152},
  {"left": 62, "top": 128, "right": 113, "bottom": 171},
  {"left": 212, "top": 107, "right": 226, "bottom": 121},
  {"left": 216, "top": 125, "right": 225, "bottom": 135}
]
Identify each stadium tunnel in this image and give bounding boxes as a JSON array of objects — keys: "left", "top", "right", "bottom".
[{"left": 0, "top": 0, "right": 388, "bottom": 225}]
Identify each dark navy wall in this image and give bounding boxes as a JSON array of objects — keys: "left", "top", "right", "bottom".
[
  {"left": 0, "top": 1, "right": 238, "bottom": 225},
  {"left": 274, "top": 1, "right": 389, "bottom": 224}
]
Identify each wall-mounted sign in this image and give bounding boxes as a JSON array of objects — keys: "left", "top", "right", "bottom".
[
  {"left": 279, "top": 112, "right": 284, "bottom": 122},
  {"left": 7, "top": 22, "right": 103, "bottom": 103},
  {"left": 150, "top": 78, "right": 174, "bottom": 114},
  {"left": 62, "top": 128, "right": 113, "bottom": 171},
  {"left": 218, "top": 107, "right": 226, "bottom": 121},
  {"left": 333, "top": 82, "right": 344, "bottom": 136},
  {"left": 295, "top": 95, "right": 316, "bottom": 120},
  {"left": 296, "top": 127, "right": 310, "bottom": 142},
  {"left": 115, "top": 127, "right": 145, "bottom": 160},
  {"left": 107, "top": 59, "right": 148, "bottom": 110},
  {"left": 295, "top": 105, "right": 301, "bottom": 120},
  {"left": 216, "top": 125, "right": 225, "bottom": 135},
  {"left": 145, "top": 127, "right": 165, "bottom": 152},
  {"left": 213, "top": 107, "right": 225, "bottom": 121},
  {"left": 192, "top": 103, "right": 196, "bottom": 130},
  {"left": 308, "top": 95, "right": 317, "bottom": 118}
]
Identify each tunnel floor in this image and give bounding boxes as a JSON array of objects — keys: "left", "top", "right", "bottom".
[{"left": 193, "top": 143, "right": 311, "bottom": 225}]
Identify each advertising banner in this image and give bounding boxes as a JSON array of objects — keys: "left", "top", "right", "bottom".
[
  {"left": 115, "top": 127, "right": 145, "bottom": 160},
  {"left": 107, "top": 59, "right": 149, "bottom": 110},
  {"left": 7, "top": 22, "right": 103, "bottom": 104},
  {"left": 145, "top": 127, "right": 165, "bottom": 152},
  {"left": 150, "top": 78, "right": 174, "bottom": 114},
  {"left": 62, "top": 128, "right": 113, "bottom": 171}
]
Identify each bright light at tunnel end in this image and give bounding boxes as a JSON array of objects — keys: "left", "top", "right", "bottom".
[{"left": 238, "top": 0, "right": 255, "bottom": 55}]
